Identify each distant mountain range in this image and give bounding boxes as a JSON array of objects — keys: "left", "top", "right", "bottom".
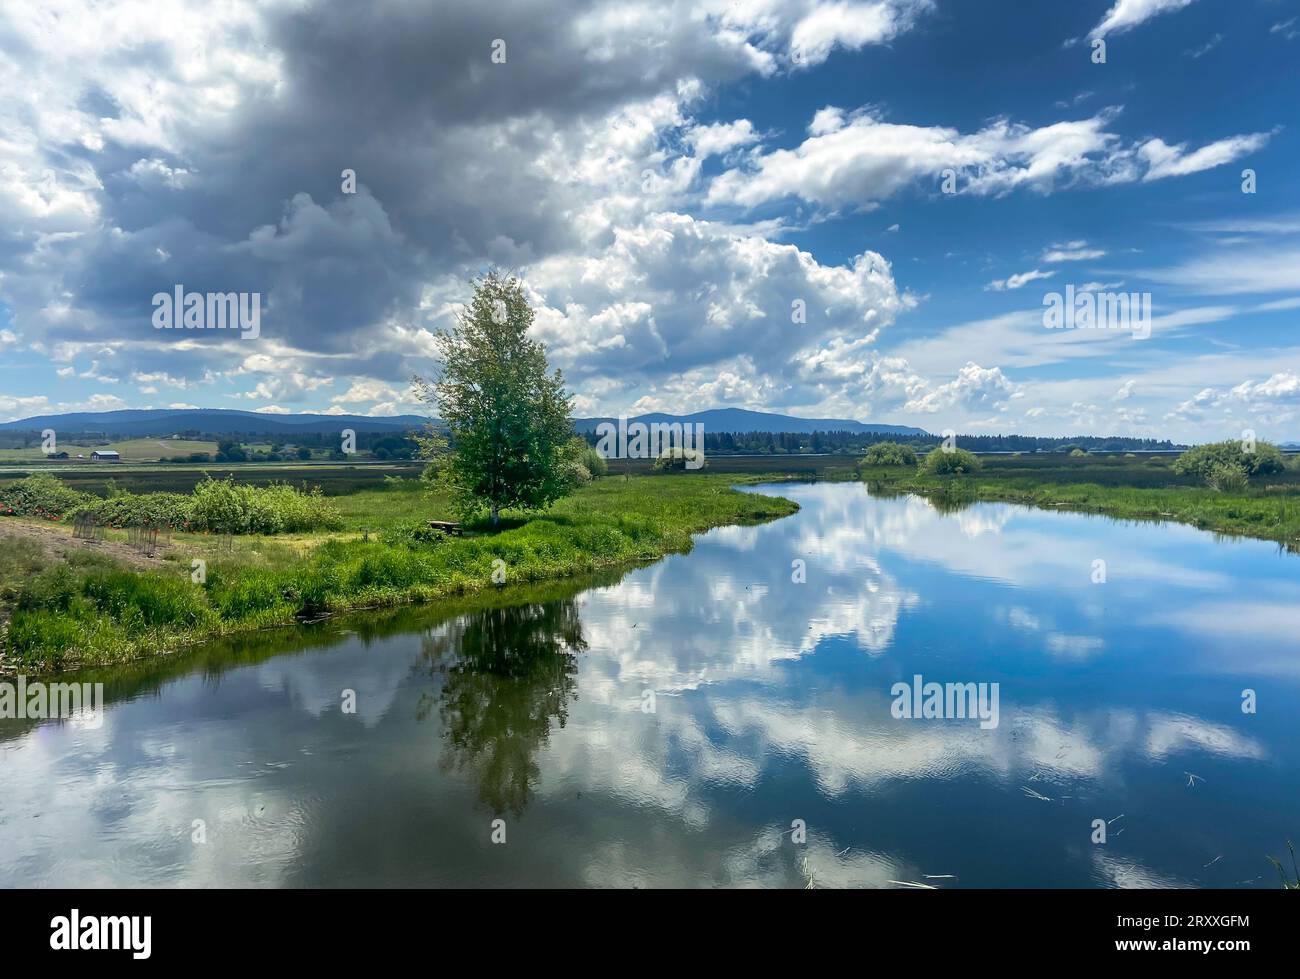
[
  {"left": 0, "top": 407, "right": 927, "bottom": 438},
  {"left": 0, "top": 408, "right": 432, "bottom": 437},
  {"left": 574, "top": 408, "right": 926, "bottom": 436}
]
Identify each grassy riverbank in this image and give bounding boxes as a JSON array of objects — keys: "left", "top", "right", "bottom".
[
  {"left": 860, "top": 453, "right": 1300, "bottom": 549},
  {"left": 0, "top": 475, "right": 797, "bottom": 674}
]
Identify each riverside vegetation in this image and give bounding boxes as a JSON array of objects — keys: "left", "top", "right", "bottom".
[
  {"left": 6, "top": 439, "right": 1300, "bottom": 673},
  {"left": 858, "top": 441, "right": 1300, "bottom": 549},
  {"left": 0, "top": 472, "right": 796, "bottom": 673}
]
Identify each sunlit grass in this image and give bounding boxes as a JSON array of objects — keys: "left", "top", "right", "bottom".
[{"left": 2, "top": 474, "right": 798, "bottom": 673}]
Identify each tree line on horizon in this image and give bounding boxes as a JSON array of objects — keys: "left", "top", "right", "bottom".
[
  {"left": 576, "top": 428, "right": 1183, "bottom": 455},
  {"left": 0, "top": 420, "right": 1187, "bottom": 459}
]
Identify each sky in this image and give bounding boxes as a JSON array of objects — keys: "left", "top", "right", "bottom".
[{"left": 0, "top": 0, "right": 1297, "bottom": 441}]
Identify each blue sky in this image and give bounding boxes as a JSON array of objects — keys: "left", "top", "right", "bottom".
[{"left": 0, "top": 0, "right": 1297, "bottom": 440}]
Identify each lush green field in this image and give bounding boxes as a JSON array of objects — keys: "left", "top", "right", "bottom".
[
  {"left": 0, "top": 438, "right": 219, "bottom": 462},
  {"left": 0, "top": 462, "right": 423, "bottom": 495},
  {"left": 861, "top": 453, "right": 1300, "bottom": 550},
  {"left": 0, "top": 475, "right": 798, "bottom": 674}
]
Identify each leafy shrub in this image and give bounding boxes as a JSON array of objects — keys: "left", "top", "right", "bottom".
[
  {"left": 652, "top": 447, "right": 708, "bottom": 471},
  {"left": 563, "top": 460, "right": 592, "bottom": 486},
  {"left": 379, "top": 521, "right": 446, "bottom": 546},
  {"left": 1206, "top": 464, "right": 1249, "bottom": 494},
  {"left": 920, "top": 447, "right": 982, "bottom": 475},
  {"left": 0, "top": 473, "right": 89, "bottom": 520},
  {"left": 1070, "top": 448, "right": 1087, "bottom": 458},
  {"left": 579, "top": 444, "right": 608, "bottom": 477},
  {"left": 560, "top": 437, "right": 606, "bottom": 480},
  {"left": 860, "top": 442, "right": 918, "bottom": 467},
  {"left": 1174, "top": 440, "right": 1286, "bottom": 479},
  {"left": 187, "top": 477, "right": 342, "bottom": 534},
  {"left": 71, "top": 491, "right": 192, "bottom": 528}
]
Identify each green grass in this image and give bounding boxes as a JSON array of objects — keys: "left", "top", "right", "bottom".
[
  {"left": 0, "top": 474, "right": 798, "bottom": 674},
  {"left": 0, "top": 438, "right": 218, "bottom": 462},
  {"left": 0, "top": 535, "right": 52, "bottom": 620},
  {"left": 860, "top": 454, "right": 1300, "bottom": 550},
  {"left": 0, "top": 462, "right": 424, "bottom": 496}
]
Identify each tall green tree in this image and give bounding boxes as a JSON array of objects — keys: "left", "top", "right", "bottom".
[{"left": 414, "top": 270, "right": 574, "bottom": 526}]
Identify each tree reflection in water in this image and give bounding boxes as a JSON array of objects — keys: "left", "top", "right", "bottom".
[{"left": 416, "top": 599, "right": 587, "bottom": 816}]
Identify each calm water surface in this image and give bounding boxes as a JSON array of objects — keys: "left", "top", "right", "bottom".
[{"left": 3, "top": 482, "right": 1299, "bottom": 887}]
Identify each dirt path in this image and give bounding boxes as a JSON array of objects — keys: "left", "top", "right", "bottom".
[{"left": 0, "top": 519, "right": 172, "bottom": 571}]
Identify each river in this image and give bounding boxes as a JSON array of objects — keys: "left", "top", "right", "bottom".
[{"left": 2, "top": 482, "right": 1298, "bottom": 887}]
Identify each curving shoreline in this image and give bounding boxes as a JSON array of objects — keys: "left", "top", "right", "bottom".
[{"left": 1, "top": 475, "right": 799, "bottom": 676}]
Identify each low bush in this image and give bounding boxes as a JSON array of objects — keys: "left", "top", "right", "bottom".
[
  {"left": 860, "top": 442, "right": 918, "bottom": 467},
  {"left": 920, "top": 447, "right": 982, "bottom": 476},
  {"left": 379, "top": 520, "right": 447, "bottom": 547},
  {"left": 563, "top": 460, "right": 593, "bottom": 486},
  {"left": 0, "top": 473, "right": 90, "bottom": 520},
  {"left": 1206, "top": 464, "right": 1249, "bottom": 494},
  {"left": 187, "top": 477, "right": 342, "bottom": 534},
  {"left": 578, "top": 444, "right": 608, "bottom": 477},
  {"left": 652, "top": 447, "right": 708, "bottom": 471},
  {"left": 1174, "top": 440, "right": 1286, "bottom": 480},
  {"left": 71, "top": 491, "right": 192, "bottom": 529}
]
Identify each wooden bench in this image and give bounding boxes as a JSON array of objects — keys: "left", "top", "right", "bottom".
[{"left": 428, "top": 520, "right": 465, "bottom": 537}]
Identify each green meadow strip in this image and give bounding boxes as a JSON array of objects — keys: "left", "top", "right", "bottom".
[{"left": 1, "top": 475, "right": 797, "bottom": 674}]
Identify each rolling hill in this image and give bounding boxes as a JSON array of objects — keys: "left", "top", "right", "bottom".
[
  {"left": 0, "top": 408, "right": 432, "bottom": 437},
  {"left": 0, "top": 407, "right": 926, "bottom": 438},
  {"left": 573, "top": 408, "right": 926, "bottom": 436}
]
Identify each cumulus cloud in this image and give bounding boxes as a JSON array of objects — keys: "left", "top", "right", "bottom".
[
  {"left": 526, "top": 210, "right": 912, "bottom": 411},
  {"left": 685, "top": 119, "right": 760, "bottom": 158},
  {"left": 0, "top": 0, "right": 1288, "bottom": 437},
  {"left": 904, "top": 362, "right": 1018, "bottom": 414},
  {"left": 331, "top": 381, "right": 404, "bottom": 405},
  {"left": 787, "top": 0, "right": 935, "bottom": 66},
  {"left": 0, "top": 0, "right": 940, "bottom": 413},
  {"left": 1168, "top": 370, "right": 1300, "bottom": 429}
]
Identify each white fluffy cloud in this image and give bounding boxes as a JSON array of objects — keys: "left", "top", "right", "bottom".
[
  {"left": 787, "top": 0, "right": 934, "bottom": 66},
  {"left": 1171, "top": 370, "right": 1300, "bottom": 426},
  {"left": 1088, "top": 0, "right": 1197, "bottom": 39},
  {"left": 904, "top": 362, "right": 1018, "bottom": 414},
  {"left": 526, "top": 210, "right": 910, "bottom": 409},
  {"left": 706, "top": 106, "right": 1270, "bottom": 210},
  {"left": 0, "top": 0, "right": 1290, "bottom": 440},
  {"left": 1139, "top": 132, "right": 1273, "bottom": 181},
  {"left": 0, "top": 0, "right": 940, "bottom": 397}
]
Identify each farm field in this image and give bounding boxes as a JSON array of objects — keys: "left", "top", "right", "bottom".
[{"left": 0, "top": 437, "right": 219, "bottom": 462}]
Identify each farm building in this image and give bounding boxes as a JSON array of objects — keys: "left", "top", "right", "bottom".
[{"left": 89, "top": 450, "right": 121, "bottom": 461}]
